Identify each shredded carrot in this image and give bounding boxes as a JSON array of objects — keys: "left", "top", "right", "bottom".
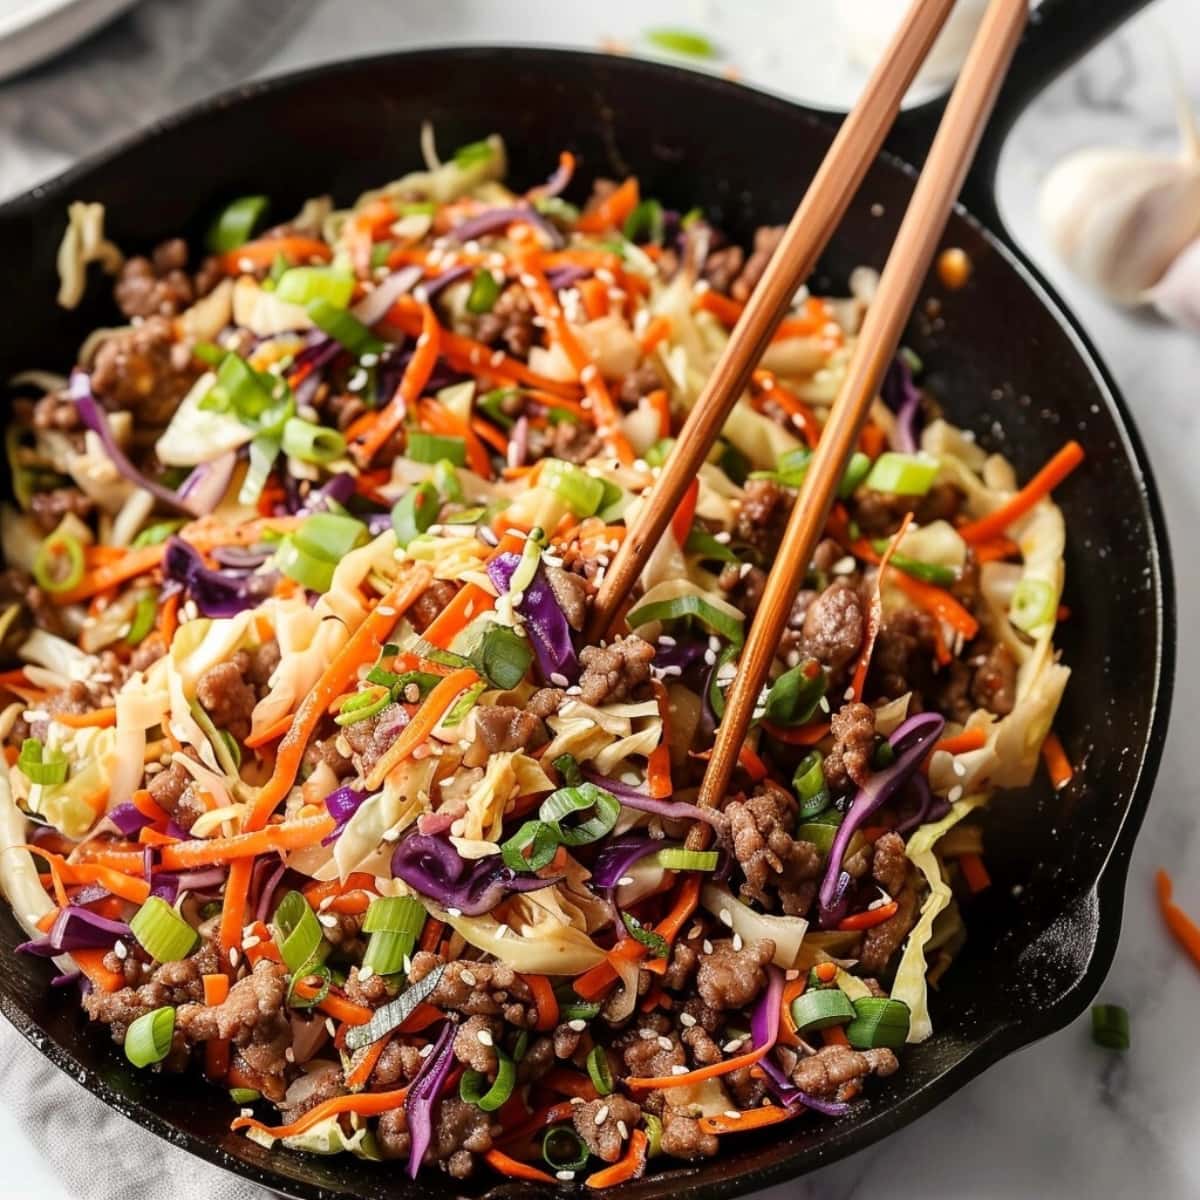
[
  {"left": 470, "top": 415, "right": 510, "bottom": 456},
  {"left": 244, "top": 565, "right": 432, "bottom": 829},
  {"left": 418, "top": 397, "right": 493, "bottom": 479},
  {"left": 585, "top": 1128, "right": 648, "bottom": 1188},
  {"left": 959, "top": 853, "right": 991, "bottom": 893},
  {"left": 822, "top": 1025, "right": 850, "bottom": 1047},
  {"left": 640, "top": 316, "right": 672, "bottom": 356},
  {"left": 762, "top": 719, "right": 830, "bottom": 746},
  {"left": 889, "top": 566, "right": 978, "bottom": 640},
  {"left": 973, "top": 535, "right": 1020, "bottom": 564},
  {"left": 958, "top": 441, "right": 1085, "bottom": 543},
  {"left": 700, "top": 1105, "right": 796, "bottom": 1135},
  {"left": 419, "top": 918, "right": 445, "bottom": 954},
  {"left": 163, "top": 812, "right": 335, "bottom": 870},
  {"left": 576, "top": 177, "right": 639, "bottom": 233},
  {"left": 578, "top": 276, "right": 610, "bottom": 319},
  {"left": 130, "top": 788, "right": 170, "bottom": 826},
  {"left": 483, "top": 1150, "right": 557, "bottom": 1185},
  {"left": 859, "top": 422, "right": 887, "bottom": 460},
  {"left": 219, "top": 857, "right": 254, "bottom": 970},
  {"left": 71, "top": 947, "right": 125, "bottom": 993},
  {"left": 138, "top": 826, "right": 176, "bottom": 847},
  {"left": 933, "top": 728, "right": 988, "bottom": 757},
  {"left": 244, "top": 712, "right": 292, "bottom": 749},
  {"left": 291, "top": 977, "right": 373, "bottom": 1026},
  {"left": 421, "top": 582, "right": 495, "bottom": 650},
  {"left": 671, "top": 477, "right": 700, "bottom": 547},
  {"left": 627, "top": 1040, "right": 769, "bottom": 1092},
  {"left": 366, "top": 666, "right": 480, "bottom": 785},
  {"left": 1042, "top": 731, "right": 1074, "bottom": 791},
  {"left": 1156, "top": 869, "right": 1200, "bottom": 972},
  {"left": 21, "top": 845, "right": 149, "bottom": 904},
  {"left": 777, "top": 975, "right": 808, "bottom": 1047},
  {"left": 350, "top": 300, "right": 440, "bottom": 467},
  {"left": 752, "top": 370, "right": 820, "bottom": 448},
  {"left": 524, "top": 973, "right": 559, "bottom": 1032},
  {"left": 543, "top": 1067, "right": 599, "bottom": 1101},
  {"left": 50, "top": 544, "right": 165, "bottom": 606},
  {"left": 838, "top": 901, "right": 899, "bottom": 931},
  {"left": 220, "top": 235, "right": 332, "bottom": 274},
  {"left": 201, "top": 974, "right": 231, "bottom": 1078},
  {"left": 646, "top": 680, "right": 673, "bottom": 799},
  {"left": 231, "top": 1087, "right": 408, "bottom": 1141}
]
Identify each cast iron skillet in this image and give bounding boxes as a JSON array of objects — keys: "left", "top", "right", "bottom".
[{"left": 0, "top": 1, "right": 1175, "bottom": 1196}]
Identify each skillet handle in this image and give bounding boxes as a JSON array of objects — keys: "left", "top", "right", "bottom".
[{"left": 886, "top": 0, "right": 1153, "bottom": 236}]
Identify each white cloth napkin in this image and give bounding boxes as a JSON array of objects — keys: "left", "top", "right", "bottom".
[{"left": 0, "top": 1021, "right": 272, "bottom": 1200}]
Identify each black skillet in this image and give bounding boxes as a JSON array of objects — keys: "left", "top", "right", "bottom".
[{"left": 0, "top": 0, "right": 1174, "bottom": 1196}]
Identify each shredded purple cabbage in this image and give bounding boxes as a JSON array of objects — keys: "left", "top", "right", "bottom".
[
  {"left": 486, "top": 552, "right": 580, "bottom": 684},
  {"left": 579, "top": 766, "right": 725, "bottom": 831},
  {"left": 16, "top": 906, "right": 130, "bottom": 956},
  {"left": 881, "top": 356, "right": 922, "bottom": 454},
  {"left": 352, "top": 266, "right": 423, "bottom": 326},
  {"left": 163, "top": 535, "right": 278, "bottom": 618},
  {"left": 405, "top": 1020, "right": 456, "bottom": 1179},
  {"left": 321, "top": 785, "right": 368, "bottom": 846},
  {"left": 107, "top": 802, "right": 153, "bottom": 838},
  {"left": 419, "top": 264, "right": 473, "bottom": 301},
  {"left": 451, "top": 205, "right": 564, "bottom": 249},
  {"left": 176, "top": 452, "right": 237, "bottom": 516},
  {"left": 390, "top": 834, "right": 559, "bottom": 916}
]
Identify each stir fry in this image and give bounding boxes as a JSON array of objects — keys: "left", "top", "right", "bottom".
[{"left": 0, "top": 131, "right": 1079, "bottom": 1184}]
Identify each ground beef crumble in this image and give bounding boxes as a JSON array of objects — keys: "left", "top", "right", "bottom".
[
  {"left": 577, "top": 635, "right": 655, "bottom": 706},
  {"left": 726, "top": 782, "right": 822, "bottom": 914}
]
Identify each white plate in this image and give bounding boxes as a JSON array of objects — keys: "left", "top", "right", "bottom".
[{"left": 0, "top": 0, "right": 140, "bottom": 82}]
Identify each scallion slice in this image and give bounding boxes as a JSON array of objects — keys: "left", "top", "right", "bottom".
[
  {"left": 471, "top": 624, "right": 533, "bottom": 691},
  {"left": 559, "top": 1000, "right": 602, "bottom": 1022},
  {"left": 297, "top": 512, "right": 369, "bottom": 562},
  {"left": 391, "top": 481, "right": 441, "bottom": 549},
  {"left": 334, "top": 684, "right": 392, "bottom": 726},
  {"left": 644, "top": 1112, "right": 663, "bottom": 1157},
  {"left": 239, "top": 433, "right": 280, "bottom": 507},
  {"left": 627, "top": 594, "right": 744, "bottom": 645},
  {"left": 32, "top": 529, "right": 85, "bottom": 594},
  {"left": 543, "top": 1126, "right": 590, "bottom": 1172},
  {"left": 500, "top": 820, "right": 560, "bottom": 873},
  {"left": 844, "top": 996, "right": 911, "bottom": 1049},
  {"left": 407, "top": 432, "right": 467, "bottom": 467},
  {"left": 763, "top": 660, "right": 826, "bottom": 726},
  {"left": 539, "top": 783, "right": 620, "bottom": 847},
  {"left": 229, "top": 1086, "right": 261, "bottom": 1103},
  {"left": 361, "top": 895, "right": 426, "bottom": 977},
  {"left": 864, "top": 452, "right": 939, "bottom": 496},
  {"left": 793, "top": 751, "right": 830, "bottom": 820},
  {"left": 306, "top": 298, "right": 384, "bottom": 359},
  {"left": 272, "top": 890, "right": 326, "bottom": 976},
  {"left": 207, "top": 195, "right": 268, "bottom": 253},
  {"left": 124, "top": 1005, "right": 176, "bottom": 1068},
  {"left": 652, "top": 848, "right": 720, "bottom": 871},
  {"left": 796, "top": 819, "right": 841, "bottom": 854},
  {"left": 1010, "top": 577, "right": 1056, "bottom": 634},
  {"left": 465, "top": 269, "right": 502, "bottom": 315},
  {"left": 622, "top": 912, "right": 669, "bottom": 959},
  {"left": 287, "top": 963, "right": 332, "bottom": 1009},
  {"left": 644, "top": 27, "right": 716, "bottom": 58},
  {"left": 645, "top": 437, "right": 674, "bottom": 468},
  {"left": 685, "top": 527, "right": 738, "bottom": 563},
  {"left": 130, "top": 897, "right": 199, "bottom": 962},
  {"left": 586, "top": 1045, "right": 613, "bottom": 1096},
  {"left": 281, "top": 417, "right": 346, "bottom": 464},
  {"left": 869, "top": 541, "right": 956, "bottom": 586},
  {"left": 623, "top": 198, "right": 665, "bottom": 246},
  {"left": 275, "top": 266, "right": 355, "bottom": 309},
  {"left": 1091, "top": 1004, "right": 1130, "bottom": 1051},
  {"left": 540, "top": 459, "right": 606, "bottom": 518},
  {"left": 132, "top": 519, "right": 186, "bottom": 548},
  {"left": 789, "top": 988, "right": 855, "bottom": 1034},
  {"left": 460, "top": 1047, "right": 516, "bottom": 1111},
  {"left": 17, "top": 738, "right": 69, "bottom": 786},
  {"left": 275, "top": 535, "right": 335, "bottom": 592},
  {"left": 454, "top": 139, "right": 495, "bottom": 168},
  {"left": 125, "top": 590, "right": 158, "bottom": 646}
]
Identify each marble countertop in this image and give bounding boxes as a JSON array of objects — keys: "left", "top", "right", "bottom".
[{"left": 2, "top": 2, "right": 1199, "bottom": 1197}]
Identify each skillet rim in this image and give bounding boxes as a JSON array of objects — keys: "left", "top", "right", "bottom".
[{"left": 0, "top": 43, "right": 1176, "bottom": 1199}]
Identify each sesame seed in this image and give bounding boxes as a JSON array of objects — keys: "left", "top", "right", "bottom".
[
  {"left": 325, "top": 1018, "right": 337, "bottom": 1037},
  {"left": 317, "top": 896, "right": 334, "bottom": 911},
  {"left": 240, "top": 1107, "right": 254, "bottom": 1118},
  {"left": 556, "top": 1170, "right": 576, "bottom": 1182},
  {"left": 461, "top": 969, "right": 477, "bottom": 987},
  {"left": 447, "top": 907, "right": 462, "bottom": 917},
  {"left": 242, "top": 935, "right": 261, "bottom": 950},
  {"left": 713, "top": 530, "right": 731, "bottom": 544},
  {"left": 948, "top": 785, "right": 964, "bottom": 802},
  {"left": 580, "top": 364, "right": 599, "bottom": 384},
  {"left": 953, "top": 759, "right": 967, "bottom": 777},
  {"left": 568, "top": 1018, "right": 587, "bottom": 1033},
  {"left": 658, "top": 634, "right": 677, "bottom": 647},
  {"left": 723, "top": 1038, "right": 744, "bottom": 1053},
  {"left": 228, "top": 947, "right": 240, "bottom": 968},
  {"left": 732, "top": 932, "right": 744, "bottom": 952},
  {"left": 639, "top": 1029, "right": 656, "bottom": 1040},
  {"left": 490, "top": 349, "right": 505, "bottom": 367},
  {"left": 549, "top": 672, "right": 569, "bottom": 687},
  {"left": 671, "top": 1064, "right": 689, "bottom": 1075},
  {"left": 495, "top": 924, "right": 510, "bottom": 939},
  {"left": 419, "top": 1043, "right": 434, "bottom": 1058},
  {"left": 844, "top": 686, "right": 856, "bottom": 701},
  {"left": 702, "top": 939, "right": 714, "bottom": 954},
  {"left": 679, "top": 1012, "right": 697, "bottom": 1027},
  {"left": 718, "top": 908, "right": 733, "bottom": 927},
  {"left": 657, "top": 1035, "right": 673, "bottom": 1051},
  {"left": 477, "top": 1029, "right": 494, "bottom": 1046},
  {"left": 594, "top": 1104, "right": 610, "bottom": 1125},
  {"left": 358, "top": 965, "right": 375, "bottom": 982},
  {"left": 284, "top": 1047, "right": 295, "bottom": 1063},
  {"left": 724, "top": 1109, "right": 742, "bottom": 1120},
  {"left": 617, "top": 1119, "right": 629, "bottom": 1138},
  {"left": 113, "top": 940, "right": 127, "bottom": 960},
  {"left": 617, "top": 875, "right": 634, "bottom": 887},
  {"left": 318, "top": 913, "right": 338, "bottom": 928}
]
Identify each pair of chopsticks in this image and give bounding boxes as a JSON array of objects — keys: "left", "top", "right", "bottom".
[{"left": 587, "top": 0, "right": 1029, "bottom": 808}]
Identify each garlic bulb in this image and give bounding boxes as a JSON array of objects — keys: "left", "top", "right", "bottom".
[
  {"left": 1038, "top": 84, "right": 1200, "bottom": 304},
  {"left": 1149, "top": 237, "right": 1200, "bottom": 334}
]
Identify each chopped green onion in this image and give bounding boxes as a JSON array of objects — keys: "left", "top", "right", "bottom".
[
  {"left": 471, "top": 624, "right": 533, "bottom": 691},
  {"left": 287, "top": 963, "right": 331, "bottom": 1009},
  {"left": 125, "top": 590, "right": 158, "bottom": 646},
  {"left": 707, "top": 642, "right": 739, "bottom": 721},
  {"left": 281, "top": 417, "right": 346, "bottom": 464},
  {"left": 539, "top": 783, "right": 620, "bottom": 847},
  {"left": 344, "top": 961, "right": 446, "bottom": 1052},
  {"left": 442, "top": 681, "right": 485, "bottom": 728},
  {"left": 845, "top": 996, "right": 911, "bottom": 1049},
  {"left": 370, "top": 241, "right": 394, "bottom": 270},
  {"left": 553, "top": 754, "right": 583, "bottom": 788},
  {"left": 543, "top": 1126, "right": 589, "bottom": 1172},
  {"left": 407, "top": 431, "right": 467, "bottom": 467},
  {"left": 645, "top": 438, "right": 675, "bottom": 469},
  {"left": 533, "top": 195, "right": 581, "bottom": 224},
  {"left": 362, "top": 895, "right": 426, "bottom": 977},
  {"left": 306, "top": 298, "right": 384, "bottom": 359},
  {"left": 32, "top": 530, "right": 84, "bottom": 594},
  {"left": 477, "top": 388, "right": 518, "bottom": 431},
  {"left": 238, "top": 433, "right": 280, "bottom": 507},
  {"left": 267, "top": 252, "right": 290, "bottom": 286},
  {"left": 838, "top": 451, "right": 873, "bottom": 498},
  {"left": 193, "top": 340, "right": 225, "bottom": 365},
  {"left": 796, "top": 819, "right": 842, "bottom": 854},
  {"left": 334, "top": 684, "right": 392, "bottom": 726},
  {"left": 870, "top": 541, "right": 956, "bottom": 586},
  {"left": 130, "top": 897, "right": 199, "bottom": 962},
  {"left": 644, "top": 27, "right": 717, "bottom": 58},
  {"left": 793, "top": 751, "right": 830, "bottom": 819},
  {"left": 400, "top": 201, "right": 436, "bottom": 217},
  {"left": 207, "top": 195, "right": 268, "bottom": 254},
  {"left": 297, "top": 512, "right": 369, "bottom": 561},
  {"left": 763, "top": 660, "right": 826, "bottom": 726},
  {"left": 681, "top": 207, "right": 704, "bottom": 228},
  {"left": 540, "top": 459, "right": 606, "bottom": 517},
  {"left": 623, "top": 198, "right": 665, "bottom": 246},
  {"left": 644, "top": 1113, "right": 663, "bottom": 1157},
  {"left": 720, "top": 441, "right": 750, "bottom": 486},
  {"left": 460, "top": 1048, "right": 516, "bottom": 1111},
  {"left": 789, "top": 988, "right": 856, "bottom": 1034},
  {"left": 391, "top": 482, "right": 441, "bottom": 549},
  {"left": 501, "top": 820, "right": 560, "bottom": 873},
  {"left": 864, "top": 452, "right": 939, "bottom": 496},
  {"left": 229, "top": 1087, "right": 261, "bottom": 1104},
  {"left": 132, "top": 519, "right": 186, "bottom": 548},
  {"left": 276, "top": 535, "right": 334, "bottom": 592},
  {"left": 443, "top": 505, "right": 487, "bottom": 525},
  {"left": 621, "top": 912, "right": 669, "bottom": 959},
  {"left": 1010, "top": 577, "right": 1056, "bottom": 634},
  {"left": 124, "top": 1005, "right": 176, "bottom": 1068},
  {"left": 684, "top": 527, "right": 739, "bottom": 564},
  {"left": 586, "top": 1045, "right": 614, "bottom": 1096},
  {"left": 466, "top": 269, "right": 502, "bottom": 314},
  {"left": 272, "top": 890, "right": 326, "bottom": 975},
  {"left": 275, "top": 266, "right": 355, "bottom": 309},
  {"left": 872, "top": 737, "right": 896, "bottom": 769},
  {"left": 652, "top": 848, "right": 720, "bottom": 871},
  {"left": 559, "top": 1000, "right": 602, "bottom": 1022},
  {"left": 204, "top": 353, "right": 293, "bottom": 431},
  {"left": 627, "top": 594, "right": 744, "bottom": 645},
  {"left": 454, "top": 139, "right": 495, "bottom": 168},
  {"left": 431, "top": 459, "right": 464, "bottom": 502},
  {"left": 18, "top": 738, "right": 68, "bottom": 786},
  {"left": 1091, "top": 1004, "right": 1130, "bottom": 1051}
]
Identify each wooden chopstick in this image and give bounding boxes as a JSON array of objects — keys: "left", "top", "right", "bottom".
[
  {"left": 585, "top": 0, "right": 958, "bottom": 642},
  {"left": 697, "top": 0, "right": 1030, "bottom": 808}
]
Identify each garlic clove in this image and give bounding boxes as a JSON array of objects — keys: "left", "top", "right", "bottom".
[
  {"left": 1148, "top": 237, "right": 1200, "bottom": 334},
  {"left": 1038, "top": 148, "right": 1200, "bottom": 304}
]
